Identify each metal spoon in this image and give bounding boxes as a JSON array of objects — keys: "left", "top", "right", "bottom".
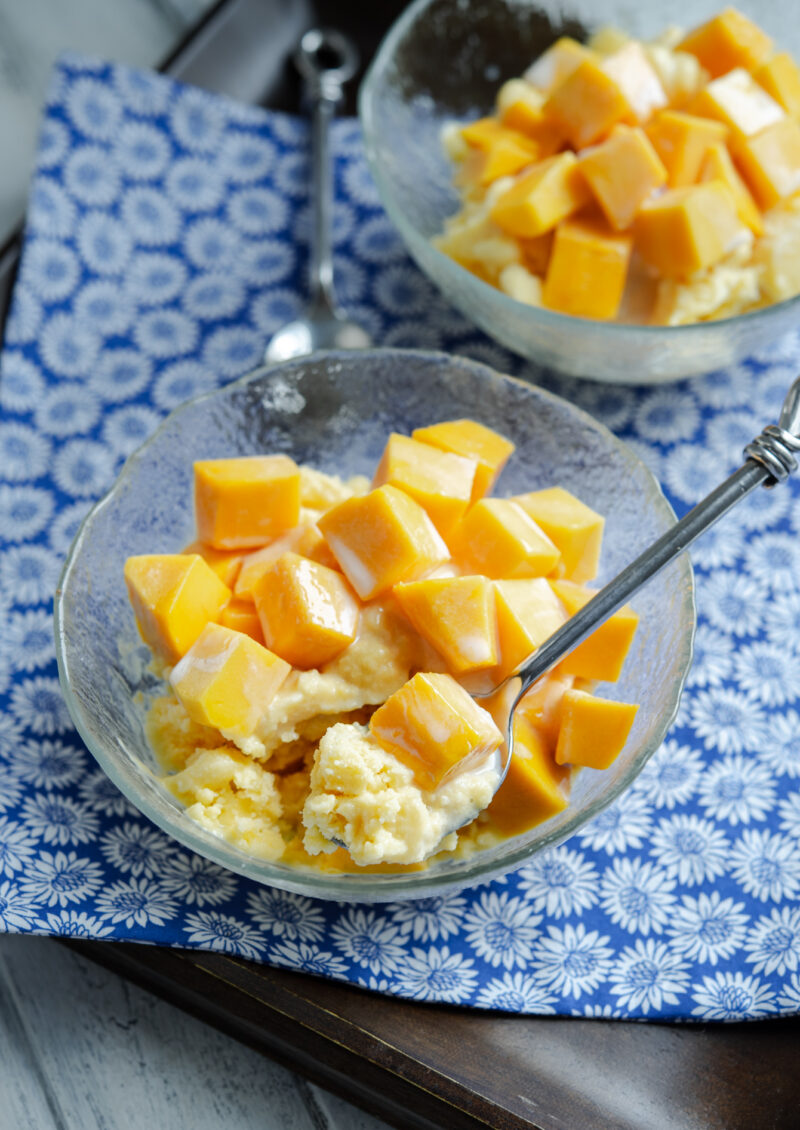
[{"left": 265, "top": 29, "right": 372, "bottom": 363}]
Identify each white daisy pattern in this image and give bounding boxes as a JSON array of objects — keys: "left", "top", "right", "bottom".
[{"left": 2, "top": 52, "right": 800, "bottom": 1020}]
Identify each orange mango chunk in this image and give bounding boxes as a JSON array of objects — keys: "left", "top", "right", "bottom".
[
  {"left": 493, "top": 577, "right": 567, "bottom": 679},
  {"left": 372, "top": 433, "right": 477, "bottom": 537},
  {"left": 170, "top": 622, "right": 290, "bottom": 741},
  {"left": 485, "top": 716, "right": 569, "bottom": 835},
  {"left": 124, "top": 554, "right": 231, "bottom": 665},
  {"left": 679, "top": 8, "right": 772, "bottom": 80},
  {"left": 489, "top": 152, "right": 590, "bottom": 237},
  {"left": 646, "top": 110, "right": 729, "bottom": 187},
  {"left": 555, "top": 688, "right": 639, "bottom": 769},
  {"left": 516, "top": 672, "right": 575, "bottom": 745},
  {"left": 181, "top": 539, "right": 244, "bottom": 588},
  {"left": 699, "top": 141, "right": 763, "bottom": 234},
  {"left": 194, "top": 455, "right": 300, "bottom": 550},
  {"left": 393, "top": 575, "right": 498, "bottom": 675},
  {"left": 450, "top": 498, "right": 560, "bottom": 579},
  {"left": 755, "top": 52, "right": 800, "bottom": 118},
  {"left": 577, "top": 126, "right": 667, "bottom": 231},
  {"left": 254, "top": 552, "right": 359, "bottom": 669},
  {"left": 220, "top": 599, "right": 264, "bottom": 643},
  {"left": 689, "top": 68, "right": 784, "bottom": 139},
  {"left": 460, "top": 117, "right": 541, "bottom": 183},
  {"left": 235, "top": 522, "right": 336, "bottom": 601},
  {"left": 601, "top": 42, "right": 668, "bottom": 124},
  {"left": 495, "top": 80, "right": 564, "bottom": 155},
  {"left": 524, "top": 37, "right": 595, "bottom": 93},
  {"left": 318, "top": 484, "right": 449, "bottom": 600},
  {"left": 513, "top": 487, "right": 604, "bottom": 583},
  {"left": 369, "top": 672, "right": 502, "bottom": 791},
  {"left": 633, "top": 181, "right": 745, "bottom": 278},
  {"left": 543, "top": 58, "right": 633, "bottom": 149},
  {"left": 549, "top": 578, "right": 639, "bottom": 681},
  {"left": 733, "top": 117, "right": 800, "bottom": 209},
  {"left": 542, "top": 216, "right": 632, "bottom": 320},
  {"left": 412, "top": 419, "right": 515, "bottom": 500}
]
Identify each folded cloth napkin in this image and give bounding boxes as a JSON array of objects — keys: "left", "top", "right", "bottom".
[{"left": 1, "top": 52, "right": 799, "bottom": 1020}]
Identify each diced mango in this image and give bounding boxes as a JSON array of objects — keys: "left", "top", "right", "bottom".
[
  {"left": 516, "top": 672, "right": 575, "bottom": 745},
  {"left": 755, "top": 52, "right": 800, "bottom": 118},
  {"left": 220, "top": 599, "right": 264, "bottom": 643},
  {"left": 393, "top": 575, "right": 498, "bottom": 675},
  {"left": 601, "top": 42, "right": 668, "bottom": 124},
  {"left": 411, "top": 419, "right": 515, "bottom": 500},
  {"left": 555, "top": 688, "right": 639, "bottom": 769},
  {"left": 689, "top": 68, "right": 784, "bottom": 140},
  {"left": 181, "top": 540, "right": 244, "bottom": 589},
  {"left": 372, "top": 433, "right": 477, "bottom": 537},
  {"left": 450, "top": 499, "right": 560, "bottom": 579},
  {"left": 234, "top": 522, "right": 337, "bottom": 601},
  {"left": 543, "top": 58, "right": 633, "bottom": 149},
  {"left": 194, "top": 455, "right": 300, "bottom": 550},
  {"left": 577, "top": 126, "right": 667, "bottom": 231},
  {"left": 733, "top": 116, "right": 800, "bottom": 209},
  {"left": 496, "top": 79, "right": 565, "bottom": 154},
  {"left": 549, "top": 578, "right": 639, "bottom": 681},
  {"left": 493, "top": 577, "right": 567, "bottom": 679},
  {"left": 679, "top": 8, "right": 772, "bottom": 79},
  {"left": 699, "top": 141, "right": 763, "bottom": 234},
  {"left": 524, "top": 37, "right": 594, "bottom": 92},
  {"left": 460, "top": 118, "right": 542, "bottom": 183},
  {"left": 170, "top": 622, "right": 290, "bottom": 741},
  {"left": 253, "top": 552, "right": 359, "bottom": 669},
  {"left": 369, "top": 671, "right": 502, "bottom": 791},
  {"left": 485, "top": 716, "right": 569, "bottom": 835},
  {"left": 542, "top": 216, "right": 632, "bottom": 320},
  {"left": 634, "top": 181, "right": 745, "bottom": 278},
  {"left": 489, "top": 152, "right": 590, "bottom": 238},
  {"left": 646, "top": 110, "right": 729, "bottom": 186},
  {"left": 124, "top": 554, "right": 231, "bottom": 665},
  {"left": 513, "top": 487, "right": 604, "bottom": 583},
  {"left": 317, "top": 484, "right": 449, "bottom": 600}
]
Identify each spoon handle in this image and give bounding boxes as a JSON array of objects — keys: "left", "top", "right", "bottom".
[{"left": 513, "top": 376, "right": 800, "bottom": 699}]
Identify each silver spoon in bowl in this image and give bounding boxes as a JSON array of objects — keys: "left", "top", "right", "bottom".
[{"left": 265, "top": 29, "right": 372, "bottom": 363}]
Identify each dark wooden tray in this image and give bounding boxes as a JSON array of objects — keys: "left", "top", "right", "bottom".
[{"left": 5, "top": 1, "right": 799, "bottom": 1126}]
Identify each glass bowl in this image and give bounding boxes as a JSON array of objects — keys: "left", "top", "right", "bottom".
[
  {"left": 359, "top": 0, "right": 800, "bottom": 383},
  {"left": 55, "top": 348, "right": 695, "bottom": 902}
]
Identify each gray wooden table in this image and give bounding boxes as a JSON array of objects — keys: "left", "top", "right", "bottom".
[{"left": 0, "top": 2, "right": 389, "bottom": 1125}]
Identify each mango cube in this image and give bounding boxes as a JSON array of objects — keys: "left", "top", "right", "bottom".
[
  {"left": 493, "top": 577, "right": 567, "bottom": 679},
  {"left": 220, "top": 599, "right": 264, "bottom": 643},
  {"left": 679, "top": 8, "right": 772, "bottom": 79},
  {"left": 450, "top": 498, "right": 560, "bottom": 579},
  {"left": 460, "top": 118, "right": 541, "bottom": 183},
  {"left": 124, "top": 554, "right": 231, "bottom": 665},
  {"left": 393, "top": 575, "right": 498, "bottom": 675},
  {"left": 412, "top": 419, "right": 515, "bottom": 500},
  {"left": 555, "top": 688, "right": 639, "bottom": 769},
  {"left": 549, "top": 578, "right": 639, "bottom": 681},
  {"left": 634, "top": 181, "right": 745, "bottom": 278},
  {"left": 733, "top": 117, "right": 800, "bottom": 209},
  {"left": 699, "top": 141, "right": 763, "bottom": 234},
  {"left": 372, "top": 433, "right": 477, "bottom": 537},
  {"left": 755, "top": 52, "right": 800, "bottom": 118},
  {"left": 524, "top": 36, "right": 594, "bottom": 93},
  {"left": 646, "top": 110, "right": 729, "bottom": 187},
  {"left": 489, "top": 152, "right": 590, "bottom": 238},
  {"left": 181, "top": 540, "right": 244, "bottom": 589},
  {"left": 516, "top": 673, "right": 575, "bottom": 745},
  {"left": 601, "top": 42, "right": 668, "bottom": 124},
  {"left": 689, "top": 68, "right": 784, "bottom": 139},
  {"left": 495, "top": 80, "right": 563, "bottom": 154},
  {"left": 513, "top": 487, "right": 604, "bottom": 583},
  {"left": 170, "top": 622, "right": 290, "bottom": 741},
  {"left": 369, "top": 671, "right": 502, "bottom": 790},
  {"left": 486, "top": 716, "right": 569, "bottom": 835},
  {"left": 254, "top": 552, "right": 359, "bottom": 669},
  {"left": 235, "top": 522, "right": 336, "bottom": 601},
  {"left": 317, "top": 485, "right": 449, "bottom": 600},
  {"left": 194, "top": 455, "right": 300, "bottom": 550},
  {"left": 577, "top": 127, "right": 666, "bottom": 231},
  {"left": 542, "top": 216, "right": 632, "bottom": 320},
  {"left": 543, "top": 58, "right": 633, "bottom": 149}
]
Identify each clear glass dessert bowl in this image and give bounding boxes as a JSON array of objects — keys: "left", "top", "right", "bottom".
[
  {"left": 359, "top": 0, "right": 800, "bottom": 383},
  {"left": 54, "top": 349, "right": 695, "bottom": 901}
]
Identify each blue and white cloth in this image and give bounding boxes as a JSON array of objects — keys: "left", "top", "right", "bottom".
[{"left": 1, "top": 53, "right": 800, "bottom": 1021}]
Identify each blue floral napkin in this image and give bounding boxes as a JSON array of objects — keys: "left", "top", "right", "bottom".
[{"left": 1, "top": 53, "right": 799, "bottom": 1021}]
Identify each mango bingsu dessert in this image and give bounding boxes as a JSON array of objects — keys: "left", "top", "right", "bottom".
[
  {"left": 436, "top": 7, "right": 800, "bottom": 324},
  {"left": 124, "top": 421, "right": 639, "bottom": 871}
]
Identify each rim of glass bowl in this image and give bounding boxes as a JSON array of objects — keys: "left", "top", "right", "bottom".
[
  {"left": 54, "top": 348, "right": 695, "bottom": 901},
  {"left": 358, "top": 0, "right": 800, "bottom": 368}
]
